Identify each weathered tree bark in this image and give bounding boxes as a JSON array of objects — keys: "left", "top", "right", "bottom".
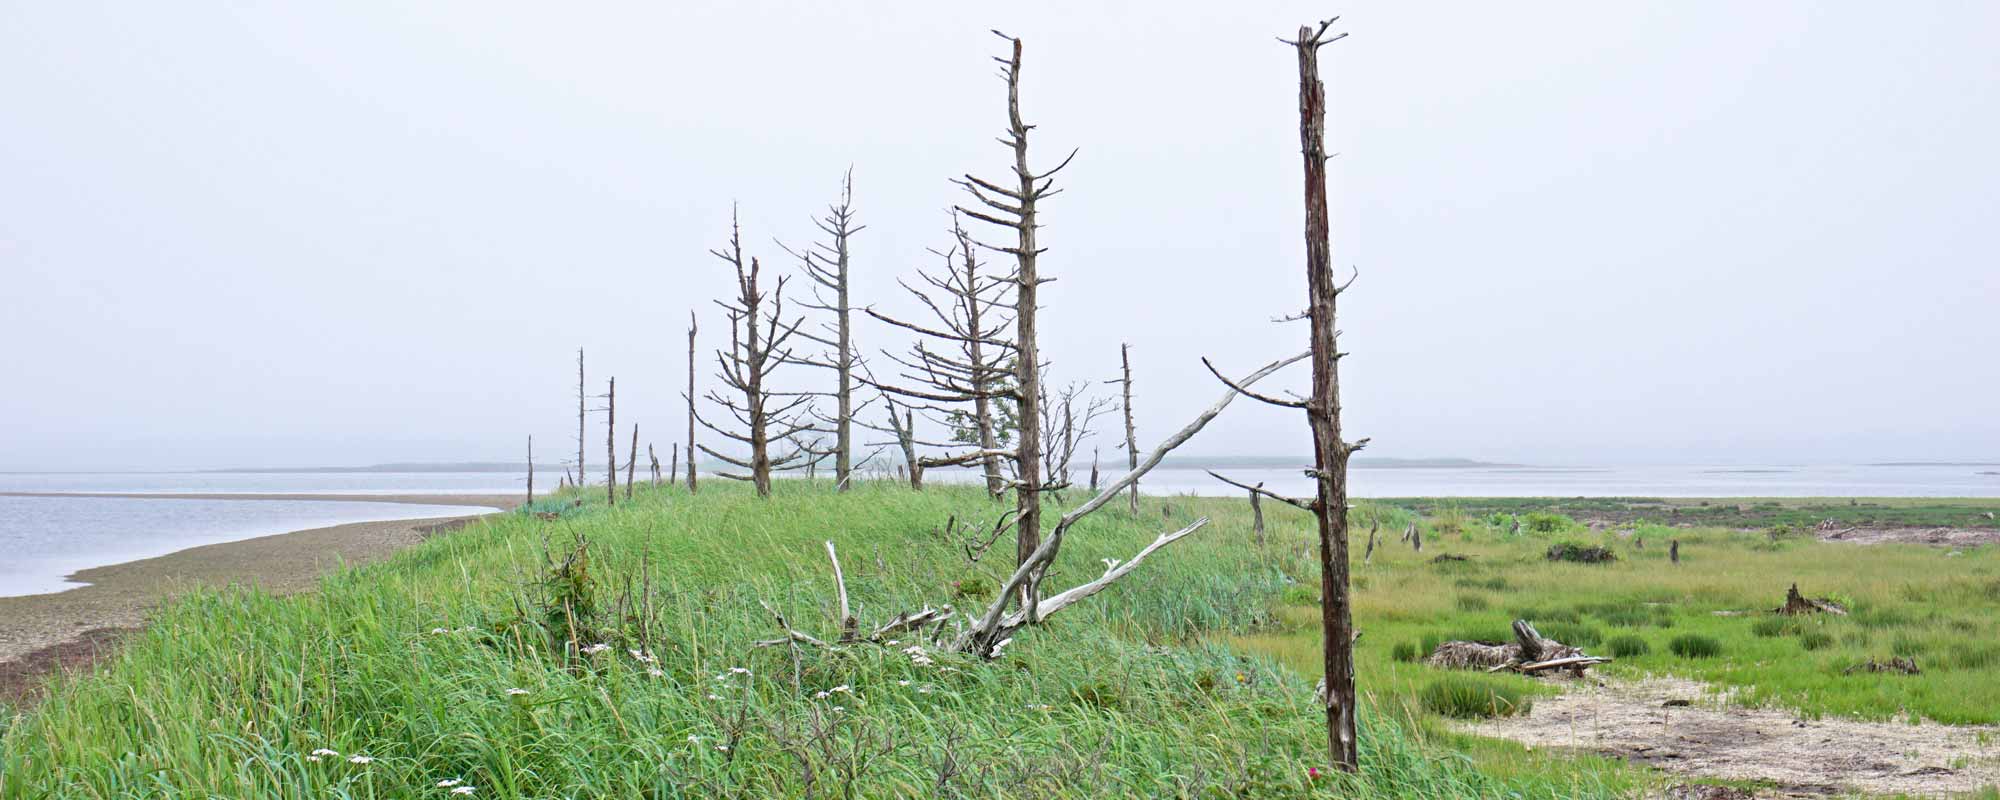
[
  {"left": 1291, "top": 19, "right": 1360, "bottom": 772},
  {"left": 1119, "top": 343, "right": 1139, "bottom": 515},
  {"left": 625, "top": 424, "right": 639, "bottom": 501},
  {"left": 606, "top": 377, "right": 617, "bottom": 506},
  {"left": 1425, "top": 620, "right": 1609, "bottom": 676},
  {"left": 686, "top": 312, "right": 699, "bottom": 494}
]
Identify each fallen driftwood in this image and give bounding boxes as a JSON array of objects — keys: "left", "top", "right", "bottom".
[
  {"left": 1776, "top": 583, "right": 1847, "bottom": 616},
  {"left": 1425, "top": 620, "right": 1611, "bottom": 677},
  {"left": 1844, "top": 656, "right": 1920, "bottom": 675},
  {"left": 1429, "top": 554, "right": 1469, "bottom": 564}
]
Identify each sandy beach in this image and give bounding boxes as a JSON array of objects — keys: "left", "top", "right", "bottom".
[{"left": 0, "top": 492, "right": 515, "bottom": 703}]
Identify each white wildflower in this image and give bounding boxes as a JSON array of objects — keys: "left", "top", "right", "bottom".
[
  {"left": 885, "top": 640, "right": 900, "bottom": 646},
  {"left": 715, "top": 744, "right": 731, "bottom": 752},
  {"left": 829, "top": 684, "right": 851, "bottom": 694},
  {"left": 729, "top": 667, "right": 752, "bottom": 675},
  {"left": 430, "top": 628, "right": 450, "bottom": 635},
  {"left": 348, "top": 755, "right": 374, "bottom": 764},
  {"left": 437, "top": 778, "right": 462, "bottom": 787},
  {"left": 687, "top": 734, "right": 702, "bottom": 743},
  {"left": 310, "top": 748, "right": 339, "bottom": 757},
  {"left": 451, "top": 787, "right": 476, "bottom": 796},
  {"left": 707, "top": 693, "right": 722, "bottom": 700},
  {"left": 813, "top": 690, "right": 830, "bottom": 699},
  {"left": 832, "top": 705, "right": 845, "bottom": 713},
  {"left": 897, "top": 680, "right": 911, "bottom": 687},
  {"left": 505, "top": 688, "right": 530, "bottom": 696},
  {"left": 581, "top": 643, "right": 611, "bottom": 655}
]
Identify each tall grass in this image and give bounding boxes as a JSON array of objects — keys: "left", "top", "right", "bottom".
[{"left": 0, "top": 482, "right": 1617, "bottom": 798}]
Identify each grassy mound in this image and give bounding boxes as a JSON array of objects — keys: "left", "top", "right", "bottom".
[{"left": 0, "top": 482, "right": 1609, "bottom": 799}]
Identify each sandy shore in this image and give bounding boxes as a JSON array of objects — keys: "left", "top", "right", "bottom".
[{"left": 0, "top": 493, "right": 515, "bottom": 702}]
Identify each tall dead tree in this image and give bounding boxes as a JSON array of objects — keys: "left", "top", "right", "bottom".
[
  {"left": 685, "top": 312, "right": 699, "bottom": 494},
  {"left": 526, "top": 435, "right": 535, "bottom": 505},
  {"left": 868, "top": 32, "right": 1076, "bottom": 572},
  {"left": 576, "top": 348, "right": 587, "bottom": 491},
  {"left": 605, "top": 377, "right": 617, "bottom": 506},
  {"left": 1117, "top": 343, "right": 1140, "bottom": 514},
  {"left": 696, "top": 210, "right": 814, "bottom": 497},
  {"left": 782, "top": 170, "right": 867, "bottom": 492},
  {"left": 1205, "top": 19, "right": 1359, "bottom": 772}
]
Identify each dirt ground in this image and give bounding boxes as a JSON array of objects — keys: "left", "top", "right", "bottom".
[
  {"left": 1815, "top": 526, "right": 2000, "bottom": 547},
  {"left": 1464, "top": 676, "right": 2000, "bottom": 798}
]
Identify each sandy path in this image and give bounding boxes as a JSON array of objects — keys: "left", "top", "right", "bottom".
[
  {"left": 1464, "top": 676, "right": 2000, "bottom": 797},
  {"left": 0, "top": 493, "right": 513, "bottom": 702}
]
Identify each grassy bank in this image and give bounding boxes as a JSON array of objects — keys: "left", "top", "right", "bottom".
[{"left": 0, "top": 482, "right": 1632, "bottom": 798}]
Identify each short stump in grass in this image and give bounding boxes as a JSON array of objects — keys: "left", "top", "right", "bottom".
[{"left": 1419, "top": 675, "right": 1533, "bottom": 719}]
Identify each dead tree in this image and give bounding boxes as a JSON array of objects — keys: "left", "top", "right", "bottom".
[
  {"left": 605, "top": 377, "right": 617, "bottom": 506},
  {"left": 667, "top": 444, "right": 678, "bottom": 487},
  {"left": 1205, "top": 20, "right": 1361, "bottom": 772},
  {"left": 648, "top": 443, "right": 661, "bottom": 485},
  {"left": 1088, "top": 448, "right": 1101, "bottom": 492},
  {"left": 625, "top": 424, "right": 639, "bottom": 501},
  {"left": 1036, "top": 380, "right": 1113, "bottom": 495},
  {"left": 871, "top": 393, "right": 924, "bottom": 490},
  {"left": 864, "top": 214, "right": 1014, "bottom": 501},
  {"left": 576, "top": 348, "right": 587, "bottom": 491},
  {"left": 780, "top": 170, "right": 867, "bottom": 492},
  {"left": 1250, "top": 481, "right": 1265, "bottom": 546},
  {"left": 695, "top": 210, "right": 815, "bottom": 497},
  {"left": 685, "top": 312, "right": 699, "bottom": 494},
  {"left": 1117, "top": 343, "right": 1139, "bottom": 514},
  {"left": 526, "top": 435, "right": 535, "bottom": 505}
]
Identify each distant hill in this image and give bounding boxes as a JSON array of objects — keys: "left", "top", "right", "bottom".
[{"left": 208, "top": 462, "right": 554, "bottom": 474}]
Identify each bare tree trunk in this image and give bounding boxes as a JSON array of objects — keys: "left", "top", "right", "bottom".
[
  {"left": 667, "top": 444, "right": 677, "bottom": 487},
  {"left": 1671, "top": 539, "right": 1680, "bottom": 564},
  {"left": 606, "top": 377, "right": 617, "bottom": 506},
  {"left": 1251, "top": 482, "right": 1265, "bottom": 546},
  {"left": 1291, "top": 19, "right": 1359, "bottom": 772},
  {"left": 526, "top": 435, "right": 534, "bottom": 505},
  {"left": 686, "top": 312, "right": 699, "bottom": 494},
  {"left": 577, "top": 348, "right": 586, "bottom": 492},
  {"left": 1089, "top": 448, "right": 1100, "bottom": 492},
  {"left": 1120, "top": 343, "right": 1139, "bottom": 514},
  {"left": 625, "top": 424, "right": 639, "bottom": 501}
]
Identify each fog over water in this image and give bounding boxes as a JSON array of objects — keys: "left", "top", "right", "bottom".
[{"left": 2, "top": 2, "right": 1995, "bottom": 472}]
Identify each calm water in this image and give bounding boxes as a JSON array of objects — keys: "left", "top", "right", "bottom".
[
  {"left": 3, "top": 464, "right": 1993, "bottom": 598},
  {"left": 0, "top": 472, "right": 508, "bottom": 597}
]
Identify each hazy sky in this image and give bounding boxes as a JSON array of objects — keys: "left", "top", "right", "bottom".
[{"left": 3, "top": 2, "right": 1995, "bottom": 471}]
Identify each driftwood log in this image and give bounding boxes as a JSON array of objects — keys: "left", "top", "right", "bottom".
[
  {"left": 1425, "top": 620, "right": 1610, "bottom": 677},
  {"left": 1776, "top": 583, "right": 1847, "bottom": 615}
]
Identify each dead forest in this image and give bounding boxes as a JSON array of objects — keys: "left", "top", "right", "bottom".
[{"left": 530, "top": 22, "right": 1376, "bottom": 772}]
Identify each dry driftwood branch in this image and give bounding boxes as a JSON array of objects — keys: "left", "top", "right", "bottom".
[
  {"left": 826, "top": 540, "right": 858, "bottom": 641},
  {"left": 1207, "top": 470, "right": 1312, "bottom": 511}
]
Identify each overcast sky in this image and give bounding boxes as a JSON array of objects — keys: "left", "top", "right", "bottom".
[{"left": 2, "top": 2, "right": 1995, "bottom": 471}]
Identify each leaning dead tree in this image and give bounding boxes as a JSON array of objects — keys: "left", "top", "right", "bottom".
[
  {"left": 780, "top": 170, "right": 868, "bottom": 491},
  {"left": 695, "top": 210, "right": 816, "bottom": 497},
  {"left": 1204, "top": 19, "right": 1362, "bottom": 772},
  {"left": 759, "top": 354, "right": 1306, "bottom": 660}
]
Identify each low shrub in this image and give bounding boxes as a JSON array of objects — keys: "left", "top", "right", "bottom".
[
  {"left": 1669, "top": 634, "right": 1723, "bottom": 658},
  {"left": 1605, "top": 634, "right": 1651, "bottom": 657},
  {"left": 1546, "top": 541, "right": 1616, "bottom": 563},
  {"left": 1525, "top": 512, "right": 1574, "bottom": 534},
  {"left": 1419, "top": 676, "right": 1533, "bottom": 719}
]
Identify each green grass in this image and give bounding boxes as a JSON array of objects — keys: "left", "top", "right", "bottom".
[
  {"left": 1418, "top": 676, "right": 1533, "bottom": 719},
  {"left": 1604, "top": 635, "right": 1650, "bottom": 658},
  {"left": 0, "top": 481, "right": 1628, "bottom": 799},
  {"left": 1668, "top": 633, "right": 1724, "bottom": 658}
]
